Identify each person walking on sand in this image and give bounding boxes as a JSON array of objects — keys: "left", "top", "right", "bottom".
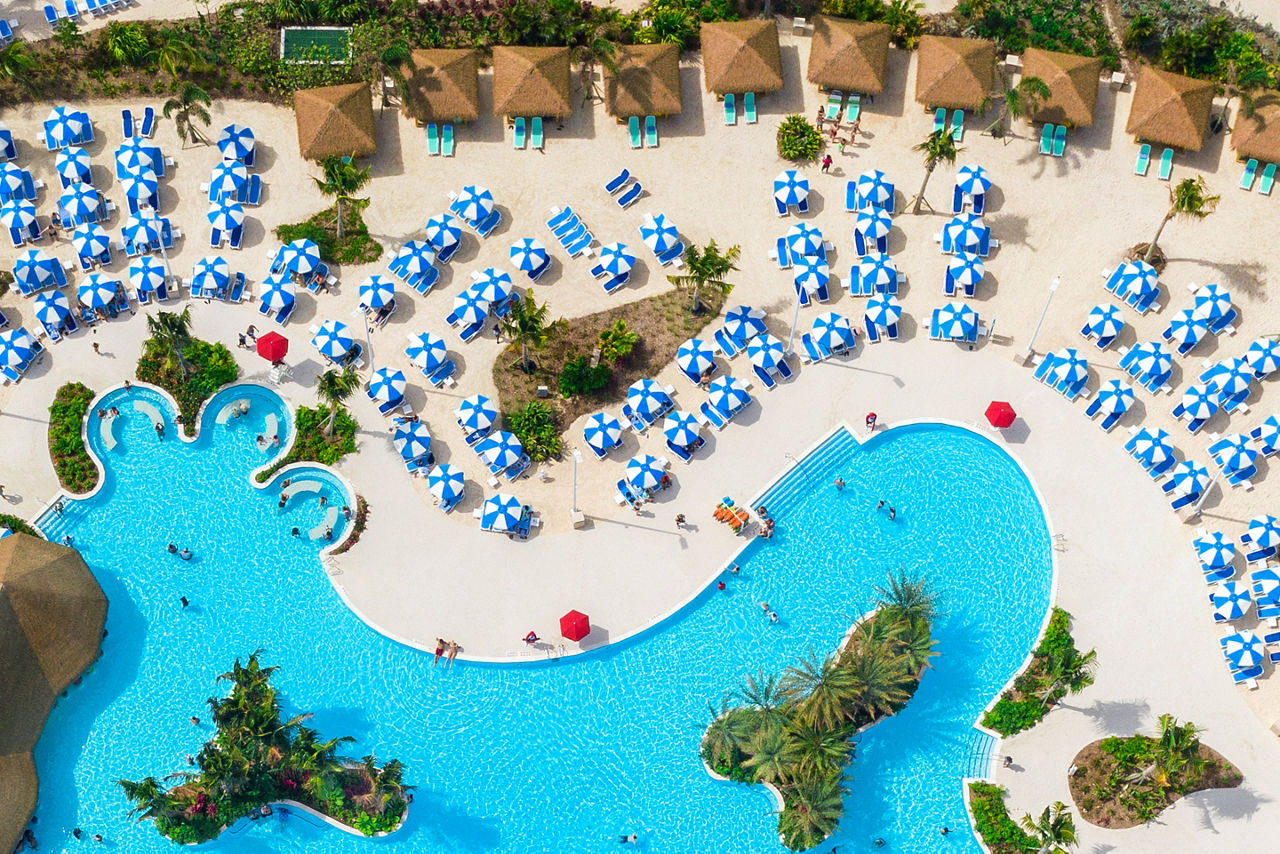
[{"left": 821, "top": 154, "right": 833, "bottom": 173}]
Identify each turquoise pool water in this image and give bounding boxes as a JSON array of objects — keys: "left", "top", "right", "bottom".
[{"left": 33, "top": 388, "right": 1051, "bottom": 853}]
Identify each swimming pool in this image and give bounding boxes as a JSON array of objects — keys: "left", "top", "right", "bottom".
[{"left": 32, "top": 387, "right": 1051, "bottom": 852}]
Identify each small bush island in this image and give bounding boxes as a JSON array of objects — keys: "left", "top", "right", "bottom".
[
  {"left": 982, "top": 608, "right": 1096, "bottom": 737},
  {"left": 48, "top": 382, "right": 98, "bottom": 494}
]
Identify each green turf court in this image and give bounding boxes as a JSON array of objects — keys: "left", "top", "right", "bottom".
[{"left": 280, "top": 27, "right": 351, "bottom": 64}]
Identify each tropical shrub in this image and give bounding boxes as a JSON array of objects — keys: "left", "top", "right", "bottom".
[
  {"left": 824, "top": 0, "right": 924, "bottom": 49},
  {"left": 968, "top": 782, "right": 1038, "bottom": 854},
  {"left": 255, "top": 405, "right": 357, "bottom": 482},
  {"left": 136, "top": 338, "right": 239, "bottom": 435},
  {"left": 634, "top": 0, "right": 737, "bottom": 50},
  {"left": 598, "top": 319, "right": 638, "bottom": 363},
  {"left": 0, "top": 514, "right": 39, "bottom": 537},
  {"left": 275, "top": 201, "right": 381, "bottom": 265},
  {"left": 982, "top": 608, "right": 1096, "bottom": 736},
  {"left": 777, "top": 114, "right": 823, "bottom": 162},
  {"left": 954, "top": 0, "right": 1118, "bottom": 68},
  {"left": 1117, "top": 0, "right": 1279, "bottom": 86},
  {"left": 558, "top": 355, "right": 611, "bottom": 397},
  {"left": 507, "top": 401, "right": 562, "bottom": 461},
  {"left": 48, "top": 383, "right": 98, "bottom": 494}
]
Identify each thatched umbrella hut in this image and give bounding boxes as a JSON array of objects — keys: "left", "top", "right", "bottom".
[
  {"left": 701, "top": 19, "right": 783, "bottom": 95},
  {"left": 401, "top": 49, "right": 481, "bottom": 124},
  {"left": 293, "top": 82, "right": 377, "bottom": 161},
  {"left": 604, "top": 43, "right": 684, "bottom": 119},
  {"left": 1125, "top": 66, "right": 1214, "bottom": 151},
  {"left": 915, "top": 35, "right": 996, "bottom": 110},
  {"left": 1230, "top": 93, "right": 1280, "bottom": 163},
  {"left": 806, "top": 16, "right": 890, "bottom": 95},
  {"left": 1023, "top": 47, "right": 1103, "bottom": 127},
  {"left": 492, "top": 46, "right": 573, "bottom": 118},
  {"left": 0, "top": 534, "right": 107, "bottom": 852}
]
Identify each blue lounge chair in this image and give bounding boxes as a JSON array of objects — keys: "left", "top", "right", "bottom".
[
  {"left": 617, "top": 182, "right": 642, "bottom": 209},
  {"left": 621, "top": 403, "right": 647, "bottom": 433},
  {"left": 1241, "top": 158, "right": 1258, "bottom": 190},
  {"left": 644, "top": 115, "right": 658, "bottom": 147},
  {"left": 412, "top": 265, "right": 440, "bottom": 294},
  {"left": 775, "top": 358, "right": 794, "bottom": 380},
  {"left": 228, "top": 273, "right": 246, "bottom": 302},
  {"left": 436, "top": 240, "right": 458, "bottom": 264},
  {"left": 1157, "top": 147, "right": 1173, "bottom": 181},
  {"left": 775, "top": 197, "right": 789, "bottom": 216},
  {"left": 459, "top": 320, "right": 485, "bottom": 342},
  {"left": 951, "top": 184, "right": 964, "bottom": 214},
  {"left": 699, "top": 400, "right": 728, "bottom": 430},
  {"left": 441, "top": 124, "right": 454, "bottom": 157},
  {"left": 973, "top": 191, "right": 986, "bottom": 215},
  {"left": 713, "top": 329, "right": 738, "bottom": 358},
  {"left": 666, "top": 439, "right": 693, "bottom": 463},
  {"left": 951, "top": 110, "right": 964, "bottom": 142},
  {"left": 657, "top": 241, "right": 685, "bottom": 266},
  {"left": 774, "top": 237, "right": 792, "bottom": 270},
  {"left": 547, "top": 206, "right": 574, "bottom": 230},
  {"left": 0, "top": 308, "right": 7, "bottom": 329},
  {"left": 426, "top": 124, "right": 440, "bottom": 156},
  {"left": 1260, "top": 163, "right": 1276, "bottom": 195},
  {"left": 242, "top": 174, "right": 262, "bottom": 206},
  {"left": 1208, "top": 307, "right": 1237, "bottom": 335},
  {"left": 628, "top": 117, "right": 642, "bottom": 149},
  {"left": 1232, "top": 665, "right": 1263, "bottom": 685},
  {"left": 44, "top": 5, "right": 58, "bottom": 25},
  {"left": 1040, "top": 124, "right": 1053, "bottom": 155},
  {"left": 229, "top": 226, "right": 244, "bottom": 250},
  {"left": 140, "top": 107, "right": 155, "bottom": 138},
  {"left": 603, "top": 271, "right": 629, "bottom": 294},
  {"left": 428, "top": 359, "right": 456, "bottom": 387},
  {"left": 853, "top": 230, "right": 868, "bottom": 258},
  {"left": 752, "top": 364, "right": 777, "bottom": 388},
  {"left": 19, "top": 172, "right": 36, "bottom": 202},
  {"left": 209, "top": 227, "right": 222, "bottom": 248},
  {"left": 122, "top": 109, "right": 134, "bottom": 139},
  {"left": 558, "top": 222, "right": 585, "bottom": 247},
  {"left": 724, "top": 94, "right": 735, "bottom": 126},
  {"left": 513, "top": 117, "right": 526, "bottom": 149},
  {"left": 64, "top": 0, "right": 80, "bottom": 19},
  {"left": 0, "top": 131, "right": 14, "bottom": 162},
  {"left": 567, "top": 230, "right": 593, "bottom": 257},
  {"left": 274, "top": 301, "right": 294, "bottom": 325},
  {"left": 531, "top": 117, "right": 544, "bottom": 150},
  {"left": 796, "top": 197, "right": 809, "bottom": 214},
  {"left": 800, "top": 333, "right": 825, "bottom": 364},
  {"left": 1053, "top": 125, "right": 1066, "bottom": 157},
  {"left": 932, "top": 108, "right": 945, "bottom": 134},
  {"left": 744, "top": 93, "right": 757, "bottom": 124},
  {"left": 1134, "top": 144, "right": 1151, "bottom": 176},
  {"left": 845, "top": 181, "right": 858, "bottom": 212},
  {"left": 475, "top": 208, "right": 500, "bottom": 238},
  {"left": 554, "top": 216, "right": 582, "bottom": 241},
  {"left": 605, "top": 169, "right": 630, "bottom": 194}
]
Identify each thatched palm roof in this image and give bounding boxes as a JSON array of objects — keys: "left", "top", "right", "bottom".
[
  {"left": 293, "top": 82, "right": 377, "bottom": 161},
  {"left": 1230, "top": 93, "right": 1280, "bottom": 163},
  {"left": 492, "top": 46, "right": 573, "bottom": 118},
  {"left": 604, "top": 43, "right": 683, "bottom": 118},
  {"left": 1023, "top": 47, "right": 1102, "bottom": 127},
  {"left": 806, "top": 16, "right": 890, "bottom": 95},
  {"left": 701, "top": 19, "right": 783, "bottom": 95},
  {"left": 401, "top": 49, "right": 481, "bottom": 124},
  {"left": 0, "top": 534, "right": 107, "bottom": 853},
  {"left": 1125, "top": 66, "right": 1214, "bottom": 151},
  {"left": 915, "top": 35, "right": 996, "bottom": 111}
]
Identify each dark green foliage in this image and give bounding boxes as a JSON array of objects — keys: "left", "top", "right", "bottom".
[
  {"left": 136, "top": 339, "right": 239, "bottom": 436},
  {"left": 954, "top": 0, "right": 1118, "bottom": 68},
  {"left": 275, "top": 202, "right": 381, "bottom": 265},
  {"left": 968, "top": 782, "right": 1039, "bottom": 854},
  {"left": 824, "top": 0, "right": 924, "bottom": 49},
  {"left": 558, "top": 355, "right": 611, "bottom": 397},
  {"left": 982, "top": 608, "right": 1097, "bottom": 736},
  {"left": 0, "top": 514, "right": 39, "bottom": 537},
  {"left": 1118, "top": 0, "right": 1278, "bottom": 86},
  {"left": 506, "top": 401, "right": 562, "bottom": 461},
  {"left": 256, "top": 405, "right": 358, "bottom": 483},
  {"left": 777, "top": 114, "right": 823, "bottom": 162},
  {"left": 634, "top": 0, "right": 737, "bottom": 50},
  {"left": 47, "top": 382, "right": 98, "bottom": 494}
]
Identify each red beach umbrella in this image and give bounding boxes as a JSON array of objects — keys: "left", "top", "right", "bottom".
[
  {"left": 256, "top": 331, "right": 289, "bottom": 362},
  {"left": 985, "top": 401, "right": 1016, "bottom": 428},
  {"left": 559, "top": 610, "right": 590, "bottom": 642}
]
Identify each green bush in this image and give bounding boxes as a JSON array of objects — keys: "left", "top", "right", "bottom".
[
  {"left": 968, "top": 782, "right": 1037, "bottom": 854},
  {"left": 275, "top": 220, "right": 335, "bottom": 261},
  {"left": 597, "top": 319, "right": 638, "bottom": 363},
  {"left": 824, "top": 0, "right": 924, "bottom": 48},
  {"left": 275, "top": 202, "right": 381, "bottom": 265},
  {"left": 136, "top": 340, "right": 239, "bottom": 436},
  {"left": 558, "top": 355, "right": 611, "bottom": 397},
  {"left": 954, "top": 0, "right": 1117, "bottom": 67},
  {"left": 506, "top": 401, "right": 562, "bottom": 462},
  {"left": 776, "top": 114, "right": 823, "bottom": 162},
  {"left": 47, "top": 382, "right": 98, "bottom": 494},
  {"left": 1118, "top": 0, "right": 1279, "bottom": 85},
  {"left": 981, "top": 608, "right": 1095, "bottom": 736},
  {"left": 256, "top": 406, "right": 358, "bottom": 483},
  {"left": 0, "top": 514, "right": 40, "bottom": 537}
]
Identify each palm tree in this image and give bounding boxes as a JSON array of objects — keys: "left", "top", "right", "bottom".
[
  {"left": 573, "top": 18, "right": 622, "bottom": 102},
  {"left": 1036, "top": 647, "right": 1097, "bottom": 709},
  {"left": 842, "top": 637, "right": 913, "bottom": 720},
  {"left": 0, "top": 41, "right": 36, "bottom": 87},
  {"left": 910, "top": 129, "right": 960, "bottom": 214},
  {"left": 1130, "top": 713, "right": 1203, "bottom": 788},
  {"left": 148, "top": 32, "right": 200, "bottom": 79},
  {"left": 1144, "top": 176, "right": 1219, "bottom": 263},
  {"left": 163, "top": 83, "right": 213, "bottom": 148},
  {"left": 985, "top": 74, "right": 1051, "bottom": 138},
  {"left": 742, "top": 722, "right": 790, "bottom": 784},
  {"left": 377, "top": 39, "right": 412, "bottom": 111},
  {"left": 738, "top": 669, "right": 791, "bottom": 732},
  {"left": 145, "top": 308, "right": 193, "bottom": 376},
  {"left": 1219, "top": 61, "right": 1271, "bottom": 128},
  {"left": 597, "top": 318, "right": 638, "bottom": 363},
  {"left": 777, "top": 774, "right": 846, "bottom": 851},
  {"left": 783, "top": 651, "right": 854, "bottom": 731},
  {"left": 874, "top": 569, "right": 941, "bottom": 624},
  {"left": 316, "top": 367, "right": 359, "bottom": 438},
  {"left": 314, "top": 155, "right": 372, "bottom": 240},
  {"left": 701, "top": 695, "right": 743, "bottom": 767},
  {"left": 1019, "top": 801, "right": 1078, "bottom": 854},
  {"left": 781, "top": 718, "right": 851, "bottom": 779},
  {"left": 667, "top": 240, "right": 740, "bottom": 314},
  {"left": 500, "top": 294, "right": 550, "bottom": 373}
]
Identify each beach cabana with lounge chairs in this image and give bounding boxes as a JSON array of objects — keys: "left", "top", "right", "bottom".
[
  {"left": 1232, "top": 94, "right": 1280, "bottom": 193},
  {"left": 915, "top": 35, "right": 995, "bottom": 141},
  {"left": 806, "top": 16, "right": 889, "bottom": 123},
  {"left": 605, "top": 43, "right": 682, "bottom": 149},
  {"left": 293, "top": 82, "right": 377, "bottom": 162},
  {"left": 701, "top": 19, "right": 783, "bottom": 125},
  {"left": 401, "top": 49, "right": 480, "bottom": 158},
  {"left": 492, "top": 46, "right": 571, "bottom": 150},
  {"left": 1127, "top": 66, "right": 1214, "bottom": 180},
  {"left": 1023, "top": 47, "right": 1101, "bottom": 156}
]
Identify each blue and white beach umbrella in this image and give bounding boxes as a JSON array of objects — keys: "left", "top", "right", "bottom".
[
  {"left": 79, "top": 273, "right": 119, "bottom": 309},
  {"left": 1223, "top": 630, "right": 1264, "bottom": 670},
  {"left": 393, "top": 419, "right": 432, "bottom": 462},
  {"left": 598, "top": 241, "right": 636, "bottom": 275},
  {"left": 1178, "top": 384, "right": 1220, "bottom": 421},
  {"left": 944, "top": 213, "right": 986, "bottom": 252},
  {"left": 855, "top": 169, "right": 893, "bottom": 209},
  {"left": 428, "top": 464, "right": 465, "bottom": 505},
  {"left": 708, "top": 375, "right": 751, "bottom": 414},
  {"left": 1254, "top": 414, "right": 1280, "bottom": 452},
  {"left": 114, "top": 146, "right": 155, "bottom": 177},
  {"left": 129, "top": 256, "right": 167, "bottom": 293},
  {"left": 72, "top": 223, "right": 110, "bottom": 259},
  {"left": 676, "top": 338, "right": 716, "bottom": 377},
  {"left": 122, "top": 214, "right": 162, "bottom": 247},
  {"left": 390, "top": 241, "right": 436, "bottom": 278},
  {"left": 116, "top": 135, "right": 155, "bottom": 162},
  {"left": 368, "top": 367, "right": 407, "bottom": 403},
  {"left": 280, "top": 239, "right": 321, "bottom": 275},
  {"left": 45, "top": 107, "right": 86, "bottom": 147},
  {"left": 858, "top": 252, "right": 897, "bottom": 290},
  {"left": 1211, "top": 433, "right": 1257, "bottom": 476},
  {"left": 406, "top": 332, "right": 448, "bottom": 372},
  {"left": 311, "top": 319, "right": 354, "bottom": 360},
  {"left": 474, "top": 268, "right": 514, "bottom": 305},
  {"left": 259, "top": 274, "right": 296, "bottom": 311},
  {"left": 948, "top": 251, "right": 984, "bottom": 287},
  {"left": 1086, "top": 303, "right": 1124, "bottom": 339},
  {"left": 641, "top": 214, "right": 679, "bottom": 256},
  {"left": 1212, "top": 581, "right": 1253, "bottom": 622},
  {"left": 855, "top": 206, "right": 892, "bottom": 241},
  {"left": 773, "top": 170, "right": 809, "bottom": 207},
  {"left": 1253, "top": 568, "right": 1280, "bottom": 606},
  {"left": 480, "top": 493, "right": 522, "bottom": 532},
  {"left": 1248, "top": 514, "right": 1280, "bottom": 549},
  {"left": 1110, "top": 261, "right": 1158, "bottom": 298},
  {"left": 509, "top": 238, "right": 548, "bottom": 272},
  {"left": 583, "top": 412, "right": 622, "bottom": 454},
  {"left": 1245, "top": 338, "right": 1280, "bottom": 378},
  {"left": 627, "top": 378, "right": 668, "bottom": 419},
  {"left": 0, "top": 199, "right": 36, "bottom": 230},
  {"left": 1165, "top": 460, "right": 1209, "bottom": 498},
  {"left": 0, "top": 162, "right": 26, "bottom": 197},
  {"left": 192, "top": 256, "right": 230, "bottom": 292},
  {"left": 424, "top": 213, "right": 462, "bottom": 251},
  {"left": 955, "top": 164, "right": 992, "bottom": 195},
  {"left": 626, "top": 454, "right": 665, "bottom": 490},
  {"left": 723, "top": 305, "right": 766, "bottom": 343},
  {"left": 1095, "top": 379, "right": 1135, "bottom": 415},
  {"left": 0, "top": 328, "right": 37, "bottom": 368},
  {"left": 34, "top": 290, "right": 71, "bottom": 326},
  {"left": 217, "top": 124, "right": 255, "bottom": 161},
  {"left": 1193, "top": 283, "right": 1232, "bottom": 322},
  {"left": 456, "top": 394, "right": 496, "bottom": 433},
  {"left": 207, "top": 198, "right": 245, "bottom": 232},
  {"left": 1166, "top": 308, "right": 1207, "bottom": 349},
  {"left": 865, "top": 292, "right": 902, "bottom": 330},
  {"left": 813, "top": 311, "right": 855, "bottom": 352},
  {"left": 786, "top": 223, "right": 824, "bottom": 258},
  {"left": 663, "top": 410, "right": 701, "bottom": 448},
  {"left": 746, "top": 333, "right": 786, "bottom": 371},
  {"left": 1128, "top": 427, "right": 1172, "bottom": 469},
  {"left": 1049, "top": 349, "right": 1089, "bottom": 387},
  {"left": 210, "top": 160, "right": 248, "bottom": 199},
  {"left": 55, "top": 146, "right": 91, "bottom": 184},
  {"left": 934, "top": 301, "right": 978, "bottom": 340},
  {"left": 1130, "top": 341, "right": 1172, "bottom": 381},
  {"left": 358, "top": 274, "right": 396, "bottom": 309},
  {"left": 454, "top": 185, "right": 494, "bottom": 223},
  {"left": 793, "top": 255, "right": 830, "bottom": 295},
  {"left": 13, "top": 249, "right": 60, "bottom": 292},
  {"left": 1205, "top": 359, "right": 1253, "bottom": 402},
  {"left": 120, "top": 169, "right": 159, "bottom": 202},
  {"left": 1194, "top": 530, "right": 1235, "bottom": 570},
  {"left": 477, "top": 431, "right": 522, "bottom": 470},
  {"left": 452, "top": 287, "right": 490, "bottom": 327}
]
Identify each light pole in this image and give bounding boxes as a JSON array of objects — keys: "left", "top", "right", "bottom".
[
  {"left": 1189, "top": 465, "right": 1224, "bottom": 519},
  {"left": 570, "top": 448, "right": 584, "bottom": 514},
  {"left": 785, "top": 281, "right": 814, "bottom": 355},
  {"left": 360, "top": 310, "right": 374, "bottom": 373},
  {"left": 1024, "top": 276, "right": 1060, "bottom": 360}
]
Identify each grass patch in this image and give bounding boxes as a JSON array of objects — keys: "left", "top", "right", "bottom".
[
  {"left": 255, "top": 405, "right": 358, "bottom": 483},
  {"left": 981, "top": 607, "right": 1095, "bottom": 736},
  {"left": 275, "top": 201, "right": 381, "bottom": 266},
  {"left": 136, "top": 339, "right": 239, "bottom": 437},
  {"left": 0, "top": 514, "right": 40, "bottom": 537},
  {"left": 491, "top": 287, "right": 726, "bottom": 440},
  {"left": 968, "top": 782, "right": 1038, "bottom": 854},
  {"left": 47, "top": 382, "right": 98, "bottom": 494}
]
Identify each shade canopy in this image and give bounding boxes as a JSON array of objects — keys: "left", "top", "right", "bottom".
[
  {"left": 1231, "top": 94, "right": 1280, "bottom": 163},
  {"left": 1022, "top": 47, "right": 1102, "bottom": 127},
  {"left": 915, "top": 35, "right": 996, "bottom": 110},
  {"left": 401, "top": 49, "right": 481, "bottom": 123},
  {"left": 560, "top": 610, "right": 591, "bottom": 642},
  {"left": 480, "top": 493, "right": 523, "bottom": 533},
  {"left": 604, "top": 43, "right": 683, "bottom": 118},
  {"left": 456, "top": 395, "right": 496, "bottom": 433},
  {"left": 806, "top": 16, "right": 890, "bottom": 94},
  {"left": 985, "top": 401, "right": 1016, "bottom": 428},
  {"left": 492, "top": 46, "right": 573, "bottom": 118},
  {"left": 583, "top": 412, "right": 622, "bottom": 454},
  {"left": 701, "top": 19, "right": 783, "bottom": 95},
  {"left": 1126, "top": 66, "right": 1214, "bottom": 151},
  {"left": 293, "top": 83, "right": 377, "bottom": 161},
  {"left": 256, "top": 331, "right": 288, "bottom": 362}
]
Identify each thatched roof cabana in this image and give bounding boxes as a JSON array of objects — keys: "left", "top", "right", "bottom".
[
  {"left": 1023, "top": 47, "right": 1102, "bottom": 127},
  {"left": 701, "top": 19, "right": 783, "bottom": 95},
  {"left": 401, "top": 49, "right": 481, "bottom": 124},
  {"left": 915, "top": 35, "right": 996, "bottom": 111},
  {"left": 1230, "top": 94, "right": 1280, "bottom": 163},
  {"left": 294, "top": 82, "right": 377, "bottom": 161},
  {"left": 492, "top": 46, "right": 572, "bottom": 118},
  {"left": 1125, "top": 66, "right": 1214, "bottom": 151},
  {"left": 604, "top": 43, "right": 683, "bottom": 118},
  {"left": 806, "top": 16, "right": 890, "bottom": 95},
  {"left": 0, "top": 534, "right": 107, "bottom": 853}
]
